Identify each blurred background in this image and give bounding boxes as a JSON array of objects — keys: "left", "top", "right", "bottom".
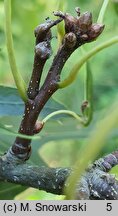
[{"left": 0, "top": 0, "right": 118, "bottom": 199}]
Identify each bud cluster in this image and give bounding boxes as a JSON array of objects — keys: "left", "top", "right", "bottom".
[{"left": 54, "top": 7, "right": 104, "bottom": 45}]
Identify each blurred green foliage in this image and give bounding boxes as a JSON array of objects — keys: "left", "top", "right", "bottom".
[{"left": 0, "top": 0, "right": 118, "bottom": 199}]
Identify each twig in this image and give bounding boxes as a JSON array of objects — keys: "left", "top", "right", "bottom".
[
  {"left": 27, "top": 19, "right": 63, "bottom": 100},
  {"left": 0, "top": 151, "right": 118, "bottom": 199},
  {"left": 7, "top": 8, "right": 104, "bottom": 161}
]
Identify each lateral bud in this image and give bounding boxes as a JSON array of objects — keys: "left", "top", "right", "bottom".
[
  {"left": 34, "top": 18, "right": 63, "bottom": 44},
  {"left": 78, "top": 12, "right": 92, "bottom": 33},
  {"left": 88, "top": 24, "right": 105, "bottom": 41},
  {"left": 33, "top": 121, "right": 44, "bottom": 134},
  {"left": 81, "top": 100, "right": 89, "bottom": 114},
  {"left": 35, "top": 42, "right": 51, "bottom": 59},
  {"left": 54, "top": 8, "right": 105, "bottom": 44},
  {"left": 64, "top": 32, "right": 77, "bottom": 48},
  {"left": 34, "top": 23, "right": 52, "bottom": 44}
]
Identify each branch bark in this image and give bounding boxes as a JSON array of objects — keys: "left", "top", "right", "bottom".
[{"left": 0, "top": 151, "right": 118, "bottom": 199}]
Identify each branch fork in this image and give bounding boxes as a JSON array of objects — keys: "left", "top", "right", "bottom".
[
  {"left": 3, "top": 6, "right": 118, "bottom": 200},
  {"left": 5, "top": 5, "right": 104, "bottom": 169}
]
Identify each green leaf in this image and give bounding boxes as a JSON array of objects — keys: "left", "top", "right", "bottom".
[
  {"left": 15, "top": 188, "right": 64, "bottom": 200},
  {"left": 110, "top": 165, "right": 118, "bottom": 180},
  {"left": 0, "top": 183, "right": 27, "bottom": 200},
  {"left": 0, "top": 86, "right": 66, "bottom": 116}
]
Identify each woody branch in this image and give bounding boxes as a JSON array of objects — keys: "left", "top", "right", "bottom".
[
  {"left": 6, "top": 8, "right": 104, "bottom": 161},
  {"left": 2, "top": 8, "right": 117, "bottom": 200}
]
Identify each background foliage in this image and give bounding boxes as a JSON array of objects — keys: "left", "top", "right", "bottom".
[{"left": 0, "top": 0, "right": 118, "bottom": 199}]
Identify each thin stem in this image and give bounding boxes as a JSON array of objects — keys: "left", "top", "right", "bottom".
[
  {"left": 4, "top": 0, "right": 28, "bottom": 102},
  {"left": 84, "top": 62, "right": 93, "bottom": 126},
  {"left": 82, "top": 0, "right": 109, "bottom": 124},
  {"left": 56, "top": 1, "right": 65, "bottom": 46},
  {"left": 59, "top": 36, "right": 118, "bottom": 88},
  {"left": 97, "top": 0, "right": 110, "bottom": 23},
  {"left": 42, "top": 110, "right": 84, "bottom": 124}
]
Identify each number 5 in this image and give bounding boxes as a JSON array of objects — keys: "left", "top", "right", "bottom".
[{"left": 106, "top": 203, "right": 112, "bottom": 211}]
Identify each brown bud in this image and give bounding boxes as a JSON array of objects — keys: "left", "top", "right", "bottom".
[
  {"left": 34, "top": 23, "right": 47, "bottom": 37},
  {"left": 54, "top": 11, "right": 78, "bottom": 34},
  {"left": 34, "top": 18, "right": 63, "bottom": 44},
  {"left": 35, "top": 42, "right": 51, "bottom": 59},
  {"left": 81, "top": 100, "right": 89, "bottom": 113},
  {"left": 33, "top": 121, "right": 44, "bottom": 134},
  {"left": 64, "top": 32, "right": 77, "bottom": 48},
  {"left": 54, "top": 8, "right": 105, "bottom": 45},
  {"left": 78, "top": 12, "right": 92, "bottom": 33},
  {"left": 88, "top": 24, "right": 105, "bottom": 41},
  {"left": 64, "top": 13, "right": 78, "bottom": 33},
  {"left": 34, "top": 23, "right": 52, "bottom": 44}
]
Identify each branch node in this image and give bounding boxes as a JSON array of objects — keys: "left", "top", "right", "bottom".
[
  {"left": 35, "top": 41, "right": 51, "bottom": 59},
  {"left": 11, "top": 144, "right": 31, "bottom": 161}
]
